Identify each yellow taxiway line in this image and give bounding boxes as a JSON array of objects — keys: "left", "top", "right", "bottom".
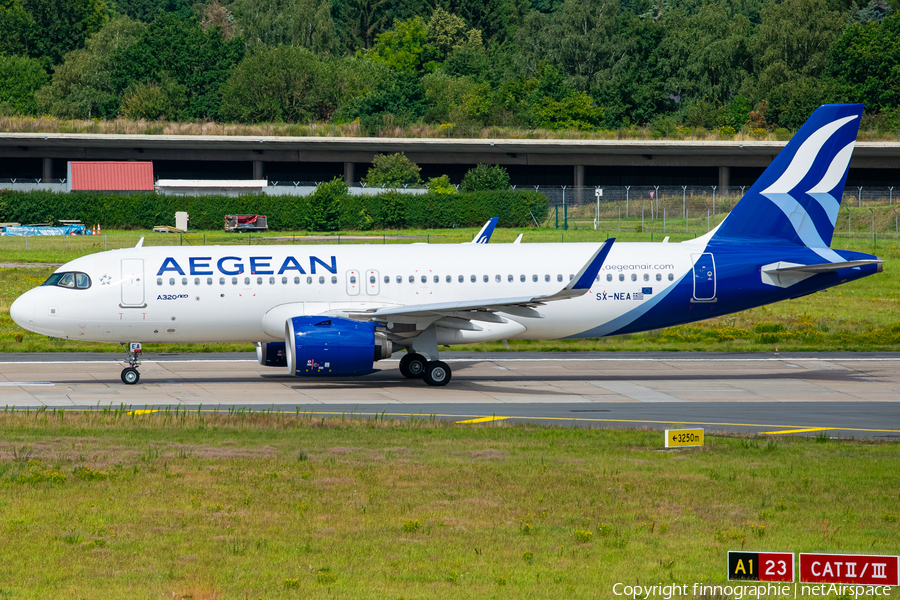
[
  {"left": 455, "top": 416, "right": 510, "bottom": 424},
  {"left": 762, "top": 427, "right": 835, "bottom": 435}
]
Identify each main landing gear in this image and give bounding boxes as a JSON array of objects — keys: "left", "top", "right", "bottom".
[
  {"left": 399, "top": 352, "right": 451, "bottom": 387},
  {"left": 120, "top": 342, "right": 142, "bottom": 385}
]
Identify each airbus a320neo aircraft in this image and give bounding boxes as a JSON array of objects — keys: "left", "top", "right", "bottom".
[{"left": 11, "top": 104, "right": 882, "bottom": 386}]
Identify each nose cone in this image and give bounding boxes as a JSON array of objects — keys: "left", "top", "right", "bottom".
[{"left": 10, "top": 293, "right": 35, "bottom": 330}]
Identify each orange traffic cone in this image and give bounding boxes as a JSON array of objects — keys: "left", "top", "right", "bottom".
[{"left": 97, "top": 224, "right": 101, "bottom": 235}]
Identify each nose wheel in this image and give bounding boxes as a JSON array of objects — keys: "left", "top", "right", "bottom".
[
  {"left": 120, "top": 342, "right": 143, "bottom": 385},
  {"left": 121, "top": 367, "right": 140, "bottom": 384}
]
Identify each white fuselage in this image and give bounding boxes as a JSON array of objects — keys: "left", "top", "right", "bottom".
[{"left": 12, "top": 242, "right": 700, "bottom": 346}]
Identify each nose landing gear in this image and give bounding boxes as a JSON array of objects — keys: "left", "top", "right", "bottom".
[{"left": 120, "top": 342, "right": 142, "bottom": 385}]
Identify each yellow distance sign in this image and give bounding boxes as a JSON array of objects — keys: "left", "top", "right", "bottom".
[{"left": 665, "top": 428, "right": 704, "bottom": 448}]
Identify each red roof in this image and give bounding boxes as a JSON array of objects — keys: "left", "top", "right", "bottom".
[{"left": 69, "top": 161, "right": 154, "bottom": 191}]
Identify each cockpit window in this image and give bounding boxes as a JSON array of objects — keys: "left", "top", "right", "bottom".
[{"left": 42, "top": 272, "right": 91, "bottom": 289}]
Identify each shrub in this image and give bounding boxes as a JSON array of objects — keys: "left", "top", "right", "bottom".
[
  {"left": 426, "top": 174, "right": 457, "bottom": 195},
  {"left": 362, "top": 152, "right": 422, "bottom": 187},
  {"left": 460, "top": 164, "right": 510, "bottom": 192},
  {"left": 0, "top": 188, "right": 548, "bottom": 231},
  {"left": 307, "top": 177, "right": 348, "bottom": 232}
]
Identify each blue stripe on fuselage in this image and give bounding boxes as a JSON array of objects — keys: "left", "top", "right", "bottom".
[{"left": 570, "top": 245, "right": 879, "bottom": 338}]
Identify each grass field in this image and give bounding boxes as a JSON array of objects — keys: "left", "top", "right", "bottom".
[
  {"left": 0, "top": 410, "right": 897, "bottom": 599},
  {"left": 1, "top": 222, "right": 899, "bottom": 353}
]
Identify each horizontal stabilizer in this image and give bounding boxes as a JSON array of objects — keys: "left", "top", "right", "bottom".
[
  {"left": 763, "top": 260, "right": 883, "bottom": 274},
  {"left": 761, "top": 259, "right": 882, "bottom": 288}
]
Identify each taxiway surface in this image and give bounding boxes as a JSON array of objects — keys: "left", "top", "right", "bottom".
[{"left": 1, "top": 352, "right": 898, "bottom": 439}]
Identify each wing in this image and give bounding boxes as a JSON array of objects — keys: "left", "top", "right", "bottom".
[{"left": 342, "top": 239, "right": 615, "bottom": 331}]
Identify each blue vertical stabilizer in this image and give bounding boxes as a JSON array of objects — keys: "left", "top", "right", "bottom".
[{"left": 710, "top": 104, "right": 863, "bottom": 256}]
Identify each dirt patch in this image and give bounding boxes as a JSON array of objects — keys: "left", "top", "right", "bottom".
[
  {"left": 469, "top": 449, "right": 507, "bottom": 459},
  {"left": 328, "top": 447, "right": 354, "bottom": 455}
]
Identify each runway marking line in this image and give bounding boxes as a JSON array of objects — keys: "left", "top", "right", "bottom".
[
  {"left": 455, "top": 416, "right": 510, "bottom": 424},
  {"left": 128, "top": 409, "right": 159, "bottom": 415},
  {"left": 762, "top": 427, "right": 835, "bottom": 435}
]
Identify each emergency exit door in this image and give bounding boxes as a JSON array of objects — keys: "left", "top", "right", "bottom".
[
  {"left": 691, "top": 253, "right": 716, "bottom": 301},
  {"left": 120, "top": 258, "right": 146, "bottom": 307}
]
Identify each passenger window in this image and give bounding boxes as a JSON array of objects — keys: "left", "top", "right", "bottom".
[
  {"left": 76, "top": 273, "right": 91, "bottom": 288},
  {"left": 533, "top": 275, "right": 538, "bottom": 282},
  {"left": 59, "top": 273, "right": 76, "bottom": 288},
  {"left": 370, "top": 276, "right": 376, "bottom": 284},
  {"left": 219, "top": 277, "right": 225, "bottom": 285},
  {"left": 194, "top": 277, "right": 200, "bottom": 285},
  {"left": 282, "top": 276, "right": 288, "bottom": 284},
  {"left": 569, "top": 274, "right": 574, "bottom": 281},
  {"left": 619, "top": 274, "right": 625, "bottom": 282},
  {"left": 557, "top": 274, "right": 563, "bottom": 282},
  {"left": 607, "top": 274, "right": 613, "bottom": 282},
  {"left": 421, "top": 275, "right": 427, "bottom": 283},
  {"left": 269, "top": 277, "right": 275, "bottom": 284},
  {"left": 631, "top": 274, "right": 637, "bottom": 282},
  {"left": 244, "top": 277, "right": 250, "bottom": 285},
  {"left": 318, "top": 276, "right": 325, "bottom": 284},
  {"left": 656, "top": 273, "right": 662, "bottom": 281},
  {"left": 483, "top": 275, "right": 489, "bottom": 283},
  {"left": 470, "top": 275, "right": 476, "bottom": 283},
  {"left": 520, "top": 275, "right": 525, "bottom": 282},
  {"left": 458, "top": 275, "right": 464, "bottom": 283},
  {"left": 232, "top": 277, "right": 238, "bottom": 285},
  {"left": 446, "top": 275, "right": 451, "bottom": 283},
  {"left": 331, "top": 276, "right": 337, "bottom": 284},
  {"left": 293, "top": 276, "right": 299, "bottom": 284},
  {"left": 409, "top": 275, "right": 415, "bottom": 283},
  {"left": 544, "top": 274, "right": 550, "bottom": 282},
  {"left": 207, "top": 277, "right": 213, "bottom": 285},
  {"left": 434, "top": 275, "right": 439, "bottom": 283},
  {"left": 350, "top": 276, "right": 357, "bottom": 284},
  {"left": 396, "top": 276, "right": 402, "bottom": 283},
  {"left": 668, "top": 273, "right": 674, "bottom": 281},
  {"left": 181, "top": 277, "right": 187, "bottom": 285},
  {"left": 495, "top": 275, "right": 501, "bottom": 283},
  {"left": 256, "top": 277, "right": 262, "bottom": 285},
  {"left": 643, "top": 273, "right": 649, "bottom": 282},
  {"left": 169, "top": 278, "right": 175, "bottom": 286},
  {"left": 384, "top": 276, "right": 390, "bottom": 284},
  {"left": 307, "top": 276, "right": 313, "bottom": 284},
  {"left": 157, "top": 278, "right": 163, "bottom": 286}
]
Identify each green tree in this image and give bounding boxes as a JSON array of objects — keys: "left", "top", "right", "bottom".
[
  {"left": 0, "top": 54, "right": 48, "bottom": 115},
  {"left": 230, "top": 0, "right": 339, "bottom": 54},
  {"left": 36, "top": 16, "right": 145, "bottom": 118},
  {"left": 343, "top": 70, "right": 427, "bottom": 132},
  {"left": 307, "top": 177, "right": 347, "bottom": 231},
  {"left": 333, "top": 0, "right": 393, "bottom": 50},
  {"left": 110, "top": 0, "right": 194, "bottom": 22},
  {"left": 219, "top": 46, "right": 338, "bottom": 123},
  {"left": 0, "top": 0, "right": 33, "bottom": 57},
  {"left": 369, "top": 8, "right": 482, "bottom": 73},
  {"left": 752, "top": 0, "right": 846, "bottom": 127},
  {"left": 460, "top": 164, "right": 509, "bottom": 192},
  {"left": 827, "top": 12, "right": 900, "bottom": 111},
  {"left": 111, "top": 13, "right": 245, "bottom": 120},
  {"left": 657, "top": 1, "right": 753, "bottom": 109},
  {"left": 362, "top": 153, "right": 422, "bottom": 186},
  {"left": 18, "top": 0, "right": 108, "bottom": 65}
]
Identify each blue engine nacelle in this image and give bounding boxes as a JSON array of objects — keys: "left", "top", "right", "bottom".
[
  {"left": 285, "top": 316, "right": 392, "bottom": 377},
  {"left": 256, "top": 342, "right": 287, "bottom": 367}
]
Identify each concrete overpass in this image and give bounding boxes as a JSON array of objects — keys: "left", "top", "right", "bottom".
[{"left": 2, "top": 133, "right": 899, "bottom": 190}]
